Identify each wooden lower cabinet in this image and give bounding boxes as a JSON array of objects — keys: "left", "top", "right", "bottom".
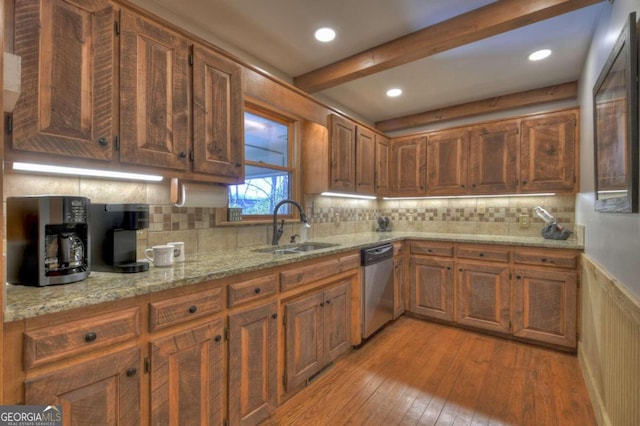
[
  {"left": 284, "top": 280, "right": 352, "bottom": 393},
  {"left": 393, "top": 255, "right": 405, "bottom": 319},
  {"left": 25, "top": 348, "right": 141, "bottom": 425},
  {"left": 409, "top": 256, "right": 454, "bottom": 321},
  {"left": 513, "top": 267, "right": 578, "bottom": 348},
  {"left": 228, "top": 302, "right": 278, "bottom": 426},
  {"left": 150, "top": 319, "right": 225, "bottom": 426},
  {"left": 455, "top": 261, "right": 511, "bottom": 335}
]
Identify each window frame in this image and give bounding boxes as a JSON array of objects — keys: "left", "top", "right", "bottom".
[{"left": 226, "top": 101, "right": 300, "bottom": 223}]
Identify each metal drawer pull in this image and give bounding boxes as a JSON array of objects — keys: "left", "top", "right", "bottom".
[
  {"left": 189, "top": 305, "right": 197, "bottom": 314},
  {"left": 126, "top": 367, "right": 137, "bottom": 377},
  {"left": 85, "top": 332, "right": 97, "bottom": 343},
  {"left": 254, "top": 287, "right": 261, "bottom": 294}
]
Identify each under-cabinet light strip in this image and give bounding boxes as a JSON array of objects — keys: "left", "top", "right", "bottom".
[
  {"left": 321, "top": 192, "right": 377, "bottom": 200},
  {"left": 12, "top": 162, "right": 164, "bottom": 182},
  {"left": 383, "top": 193, "right": 556, "bottom": 200}
]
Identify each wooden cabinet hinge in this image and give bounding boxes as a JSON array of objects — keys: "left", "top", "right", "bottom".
[
  {"left": 114, "top": 20, "right": 120, "bottom": 36},
  {"left": 509, "top": 272, "right": 512, "bottom": 280},
  {"left": 189, "top": 150, "right": 194, "bottom": 161},
  {"left": 283, "top": 313, "right": 287, "bottom": 325},
  {"left": 509, "top": 320, "right": 512, "bottom": 330},
  {"left": 189, "top": 54, "right": 194, "bottom": 66},
  {"left": 283, "top": 375, "right": 287, "bottom": 386},
  {"left": 224, "top": 328, "right": 229, "bottom": 341},
  {"left": 144, "top": 357, "right": 151, "bottom": 374},
  {"left": 223, "top": 419, "right": 229, "bottom": 426},
  {"left": 115, "top": 135, "right": 120, "bottom": 151},
  {"left": 6, "top": 114, "right": 12, "bottom": 134}
]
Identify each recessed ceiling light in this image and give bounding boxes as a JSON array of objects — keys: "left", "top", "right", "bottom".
[
  {"left": 386, "top": 88, "right": 402, "bottom": 97},
  {"left": 528, "top": 49, "right": 552, "bottom": 61},
  {"left": 314, "top": 27, "right": 336, "bottom": 42}
]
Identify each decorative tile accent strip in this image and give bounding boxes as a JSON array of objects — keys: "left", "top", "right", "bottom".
[{"left": 149, "top": 205, "right": 216, "bottom": 231}]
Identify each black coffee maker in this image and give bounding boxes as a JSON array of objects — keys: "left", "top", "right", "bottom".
[
  {"left": 7, "top": 196, "right": 90, "bottom": 286},
  {"left": 90, "top": 203, "right": 149, "bottom": 273}
]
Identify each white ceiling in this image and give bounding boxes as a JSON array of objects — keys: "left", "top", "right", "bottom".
[{"left": 136, "top": 0, "right": 607, "bottom": 127}]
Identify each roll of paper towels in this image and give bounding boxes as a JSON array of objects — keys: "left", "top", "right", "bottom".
[{"left": 171, "top": 178, "right": 228, "bottom": 208}]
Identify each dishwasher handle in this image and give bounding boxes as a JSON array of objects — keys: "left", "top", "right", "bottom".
[{"left": 361, "top": 244, "right": 394, "bottom": 265}]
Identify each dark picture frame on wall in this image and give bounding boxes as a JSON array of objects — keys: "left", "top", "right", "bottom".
[{"left": 593, "top": 12, "right": 639, "bottom": 213}]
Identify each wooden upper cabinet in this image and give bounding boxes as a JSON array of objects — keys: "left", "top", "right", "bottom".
[
  {"left": 192, "top": 45, "right": 244, "bottom": 181},
  {"left": 375, "top": 134, "right": 391, "bottom": 195},
  {"left": 427, "top": 129, "right": 469, "bottom": 196},
  {"left": 520, "top": 110, "right": 578, "bottom": 192},
  {"left": 12, "top": 0, "right": 114, "bottom": 161},
  {"left": 329, "top": 114, "right": 357, "bottom": 191},
  {"left": 119, "top": 10, "right": 190, "bottom": 171},
  {"left": 355, "top": 126, "right": 376, "bottom": 194},
  {"left": 469, "top": 120, "right": 519, "bottom": 194},
  {"left": 392, "top": 136, "right": 427, "bottom": 196}
]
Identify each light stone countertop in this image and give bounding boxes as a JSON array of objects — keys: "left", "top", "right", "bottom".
[{"left": 4, "top": 231, "right": 583, "bottom": 322}]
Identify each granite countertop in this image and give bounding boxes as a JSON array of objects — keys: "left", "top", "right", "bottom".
[{"left": 4, "top": 231, "right": 583, "bottom": 322}]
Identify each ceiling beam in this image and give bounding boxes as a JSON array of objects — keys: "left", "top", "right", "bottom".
[
  {"left": 294, "top": 0, "right": 604, "bottom": 93},
  {"left": 375, "top": 81, "right": 578, "bottom": 132}
]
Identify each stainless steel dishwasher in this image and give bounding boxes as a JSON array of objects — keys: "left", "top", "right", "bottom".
[{"left": 361, "top": 243, "right": 394, "bottom": 339}]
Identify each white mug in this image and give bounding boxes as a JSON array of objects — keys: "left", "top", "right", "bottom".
[
  {"left": 144, "top": 245, "right": 174, "bottom": 267},
  {"left": 167, "top": 241, "right": 185, "bottom": 263}
]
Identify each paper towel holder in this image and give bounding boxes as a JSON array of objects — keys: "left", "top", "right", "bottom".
[{"left": 170, "top": 178, "right": 229, "bottom": 208}]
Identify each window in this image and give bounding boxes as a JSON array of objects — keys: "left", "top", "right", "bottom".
[{"left": 228, "top": 106, "right": 295, "bottom": 218}]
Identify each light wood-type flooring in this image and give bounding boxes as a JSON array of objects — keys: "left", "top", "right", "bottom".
[{"left": 264, "top": 316, "right": 596, "bottom": 426}]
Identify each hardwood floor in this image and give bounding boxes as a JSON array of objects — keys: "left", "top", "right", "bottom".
[{"left": 264, "top": 316, "right": 596, "bottom": 426}]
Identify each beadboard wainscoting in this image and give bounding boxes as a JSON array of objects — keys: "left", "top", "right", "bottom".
[{"left": 579, "top": 254, "right": 640, "bottom": 426}]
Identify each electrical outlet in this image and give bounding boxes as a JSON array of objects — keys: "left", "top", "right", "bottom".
[
  {"left": 477, "top": 201, "right": 486, "bottom": 215},
  {"left": 518, "top": 213, "right": 530, "bottom": 228}
]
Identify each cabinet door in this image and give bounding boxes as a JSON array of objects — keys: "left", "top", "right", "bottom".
[
  {"left": 13, "top": 0, "right": 114, "bottom": 160},
  {"left": 25, "top": 348, "right": 141, "bottom": 425},
  {"left": 409, "top": 256, "right": 454, "bottom": 321},
  {"left": 329, "top": 114, "right": 356, "bottom": 191},
  {"left": 284, "top": 292, "right": 325, "bottom": 391},
  {"left": 119, "top": 10, "right": 190, "bottom": 171},
  {"left": 456, "top": 261, "right": 511, "bottom": 334},
  {"left": 392, "top": 137, "right": 427, "bottom": 196},
  {"left": 427, "top": 129, "right": 469, "bottom": 195},
  {"left": 375, "top": 135, "right": 391, "bottom": 195},
  {"left": 520, "top": 111, "right": 577, "bottom": 192},
  {"left": 469, "top": 121, "right": 519, "bottom": 194},
  {"left": 393, "top": 256, "right": 405, "bottom": 319},
  {"left": 228, "top": 302, "right": 278, "bottom": 426},
  {"left": 513, "top": 268, "right": 577, "bottom": 348},
  {"left": 150, "top": 319, "right": 224, "bottom": 426},
  {"left": 323, "top": 281, "right": 352, "bottom": 363},
  {"left": 193, "top": 45, "right": 243, "bottom": 180},
  {"left": 355, "top": 127, "right": 376, "bottom": 194}
]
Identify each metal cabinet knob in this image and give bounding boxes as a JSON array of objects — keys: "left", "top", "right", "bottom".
[
  {"left": 85, "top": 332, "right": 97, "bottom": 343},
  {"left": 189, "top": 305, "right": 197, "bottom": 314},
  {"left": 126, "top": 367, "right": 137, "bottom": 377}
]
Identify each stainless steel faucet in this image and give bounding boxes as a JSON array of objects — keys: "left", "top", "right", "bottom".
[{"left": 271, "top": 199, "right": 310, "bottom": 245}]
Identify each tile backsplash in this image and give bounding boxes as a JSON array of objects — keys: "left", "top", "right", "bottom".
[{"left": 3, "top": 171, "right": 577, "bottom": 258}]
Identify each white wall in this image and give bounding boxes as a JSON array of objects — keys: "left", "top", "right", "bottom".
[{"left": 577, "top": 0, "right": 640, "bottom": 298}]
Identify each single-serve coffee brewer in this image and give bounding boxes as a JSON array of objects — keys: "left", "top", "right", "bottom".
[
  {"left": 7, "top": 196, "right": 90, "bottom": 286},
  {"left": 90, "top": 203, "right": 149, "bottom": 273}
]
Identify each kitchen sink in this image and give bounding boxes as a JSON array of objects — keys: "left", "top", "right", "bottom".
[{"left": 253, "top": 242, "right": 340, "bottom": 254}]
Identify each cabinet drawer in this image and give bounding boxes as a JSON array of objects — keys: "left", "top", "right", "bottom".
[
  {"left": 457, "top": 245, "right": 510, "bottom": 263},
  {"left": 149, "top": 287, "right": 223, "bottom": 331},
  {"left": 280, "top": 253, "right": 360, "bottom": 292},
  {"left": 24, "top": 308, "right": 140, "bottom": 368},
  {"left": 410, "top": 241, "right": 453, "bottom": 257},
  {"left": 513, "top": 250, "right": 578, "bottom": 269},
  {"left": 228, "top": 274, "right": 277, "bottom": 308}
]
